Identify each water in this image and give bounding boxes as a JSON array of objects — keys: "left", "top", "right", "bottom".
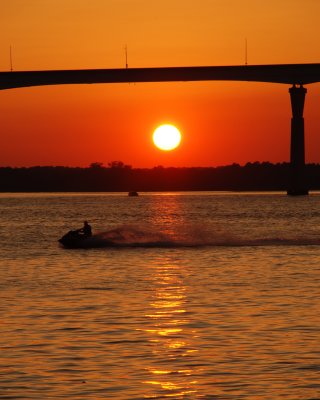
[{"left": 0, "top": 192, "right": 319, "bottom": 399}]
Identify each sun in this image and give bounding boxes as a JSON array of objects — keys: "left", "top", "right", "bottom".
[{"left": 153, "top": 124, "right": 182, "bottom": 151}]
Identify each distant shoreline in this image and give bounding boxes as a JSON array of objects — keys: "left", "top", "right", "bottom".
[{"left": 1, "top": 162, "right": 319, "bottom": 192}]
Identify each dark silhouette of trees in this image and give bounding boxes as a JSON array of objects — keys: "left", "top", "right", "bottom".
[
  {"left": 107, "top": 161, "right": 132, "bottom": 169},
  {"left": 0, "top": 161, "right": 319, "bottom": 192},
  {"left": 89, "top": 162, "right": 104, "bottom": 169}
]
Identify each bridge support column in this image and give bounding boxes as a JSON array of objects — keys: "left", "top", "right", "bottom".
[{"left": 287, "top": 85, "right": 308, "bottom": 195}]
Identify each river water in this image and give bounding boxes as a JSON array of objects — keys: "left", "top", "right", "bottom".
[{"left": 0, "top": 192, "right": 319, "bottom": 399}]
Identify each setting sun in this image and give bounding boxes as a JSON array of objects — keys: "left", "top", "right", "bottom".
[{"left": 152, "top": 124, "right": 182, "bottom": 151}]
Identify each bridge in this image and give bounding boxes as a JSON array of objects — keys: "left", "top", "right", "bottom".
[{"left": 1, "top": 63, "right": 320, "bottom": 194}]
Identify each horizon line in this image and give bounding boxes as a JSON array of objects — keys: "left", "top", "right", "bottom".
[{"left": 2, "top": 161, "right": 319, "bottom": 169}]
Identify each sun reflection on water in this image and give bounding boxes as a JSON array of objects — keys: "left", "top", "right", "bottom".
[{"left": 139, "top": 262, "right": 201, "bottom": 398}]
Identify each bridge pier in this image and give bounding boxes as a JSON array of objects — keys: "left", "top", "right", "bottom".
[{"left": 287, "top": 84, "right": 309, "bottom": 195}]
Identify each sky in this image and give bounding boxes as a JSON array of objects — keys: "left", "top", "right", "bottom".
[{"left": 1, "top": 0, "right": 320, "bottom": 168}]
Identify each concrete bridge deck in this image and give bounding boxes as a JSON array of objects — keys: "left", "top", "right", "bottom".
[{"left": 1, "top": 63, "right": 320, "bottom": 90}]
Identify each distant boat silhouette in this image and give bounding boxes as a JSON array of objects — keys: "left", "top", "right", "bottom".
[{"left": 128, "top": 191, "right": 139, "bottom": 197}]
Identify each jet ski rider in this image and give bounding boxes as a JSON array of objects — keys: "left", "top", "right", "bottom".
[{"left": 78, "top": 221, "right": 92, "bottom": 238}]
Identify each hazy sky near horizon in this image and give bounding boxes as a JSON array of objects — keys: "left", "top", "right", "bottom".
[{"left": 1, "top": 0, "right": 320, "bottom": 167}]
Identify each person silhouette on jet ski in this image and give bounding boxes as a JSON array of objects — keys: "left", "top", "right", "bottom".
[{"left": 78, "top": 221, "right": 92, "bottom": 238}]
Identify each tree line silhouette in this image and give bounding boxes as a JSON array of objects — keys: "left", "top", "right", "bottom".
[{"left": 1, "top": 161, "right": 320, "bottom": 192}]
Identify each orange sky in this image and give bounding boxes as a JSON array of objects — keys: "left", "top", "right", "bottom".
[{"left": 1, "top": 0, "right": 320, "bottom": 168}]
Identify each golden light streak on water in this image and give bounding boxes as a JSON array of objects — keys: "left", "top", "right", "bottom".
[
  {"left": 149, "top": 369, "right": 171, "bottom": 375},
  {"left": 140, "top": 261, "right": 201, "bottom": 397}
]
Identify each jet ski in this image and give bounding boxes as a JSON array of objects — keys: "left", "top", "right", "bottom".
[{"left": 58, "top": 230, "right": 112, "bottom": 248}]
